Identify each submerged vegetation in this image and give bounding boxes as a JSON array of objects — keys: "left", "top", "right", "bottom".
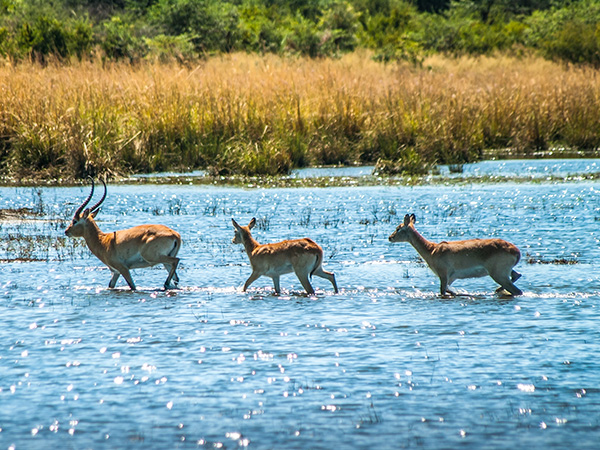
[{"left": 1, "top": 53, "right": 600, "bottom": 182}]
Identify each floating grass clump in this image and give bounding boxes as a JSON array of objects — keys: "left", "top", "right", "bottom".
[
  {"left": 0, "top": 190, "right": 87, "bottom": 262},
  {"left": 1, "top": 53, "right": 600, "bottom": 181}
]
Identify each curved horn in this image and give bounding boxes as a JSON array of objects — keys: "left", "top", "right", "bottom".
[
  {"left": 89, "top": 178, "right": 107, "bottom": 214},
  {"left": 73, "top": 176, "right": 95, "bottom": 218}
]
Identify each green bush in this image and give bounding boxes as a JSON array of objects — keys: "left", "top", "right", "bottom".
[
  {"left": 374, "top": 147, "right": 432, "bottom": 175},
  {"left": 525, "top": 1, "right": 600, "bottom": 66},
  {"left": 101, "top": 16, "right": 146, "bottom": 61},
  {"left": 144, "top": 34, "right": 197, "bottom": 63},
  {"left": 149, "top": 0, "right": 243, "bottom": 54},
  {"left": 17, "top": 16, "right": 70, "bottom": 61},
  {"left": 238, "top": 3, "right": 284, "bottom": 53},
  {"left": 544, "top": 20, "right": 600, "bottom": 66},
  {"left": 319, "top": 0, "right": 360, "bottom": 53},
  {"left": 282, "top": 12, "right": 323, "bottom": 57},
  {"left": 359, "top": 0, "right": 424, "bottom": 62},
  {"left": 0, "top": 0, "right": 599, "bottom": 65}
]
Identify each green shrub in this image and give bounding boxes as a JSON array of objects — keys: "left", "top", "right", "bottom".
[
  {"left": 208, "top": 140, "right": 292, "bottom": 176},
  {"left": 374, "top": 147, "right": 432, "bottom": 175},
  {"left": 17, "top": 16, "right": 70, "bottom": 61},
  {"left": 544, "top": 20, "right": 600, "bottom": 66},
  {"left": 69, "top": 19, "right": 94, "bottom": 60},
  {"left": 144, "top": 34, "right": 197, "bottom": 63},
  {"left": 319, "top": 0, "right": 360, "bottom": 53},
  {"left": 525, "top": 1, "right": 600, "bottom": 66},
  {"left": 238, "top": 3, "right": 285, "bottom": 53},
  {"left": 359, "top": 0, "right": 424, "bottom": 62},
  {"left": 101, "top": 16, "right": 146, "bottom": 62},
  {"left": 149, "top": 0, "right": 242, "bottom": 53},
  {"left": 282, "top": 13, "right": 322, "bottom": 57}
]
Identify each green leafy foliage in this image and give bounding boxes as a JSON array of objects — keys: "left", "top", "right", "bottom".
[{"left": 0, "top": 0, "right": 597, "bottom": 65}]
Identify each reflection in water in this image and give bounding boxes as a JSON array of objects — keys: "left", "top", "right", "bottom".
[{"left": 1, "top": 163, "right": 600, "bottom": 449}]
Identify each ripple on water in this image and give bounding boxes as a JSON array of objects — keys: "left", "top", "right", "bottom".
[{"left": 1, "top": 176, "right": 600, "bottom": 449}]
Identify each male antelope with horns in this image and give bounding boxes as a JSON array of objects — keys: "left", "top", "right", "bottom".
[
  {"left": 65, "top": 178, "right": 181, "bottom": 291},
  {"left": 232, "top": 218, "right": 338, "bottom": 295},
  {"left": 389, "top": 214, "right": 522, "bottom": 297}
]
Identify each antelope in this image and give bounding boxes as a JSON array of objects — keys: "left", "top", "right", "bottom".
[
  {"left": 389, "top": 214, "right": 522, "bottom": 297},
  {"left": 65, "top": 178, "right": 181, "bottom": 291},
  {"left": 231, "top": 218, "right": 338, "bottom": 295}
]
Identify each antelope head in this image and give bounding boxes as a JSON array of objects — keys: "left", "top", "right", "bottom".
[
  {"left": 231, "top": 217, "right": 256, "bottom": 244},
  {"left": 388, "top": 213, "right": 416, "bottom": 243},
  {"left": 65, "top": 177, "right": 107, "bottom": 237}
]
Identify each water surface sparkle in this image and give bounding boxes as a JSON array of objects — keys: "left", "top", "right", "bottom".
[{"left": 1, "top": 167, "right": 599, "bottom": 449}]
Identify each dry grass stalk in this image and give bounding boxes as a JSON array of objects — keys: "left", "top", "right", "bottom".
[{"left": 1, "top": 53, "right": 598, "bottom": 180}]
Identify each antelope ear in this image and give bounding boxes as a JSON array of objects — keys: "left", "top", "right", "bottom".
[
  {"left": 232, "top": 218, "right": 241, "bottom": 230},
  {"left": 81, "top": 208, "right": 91, "bottom": 219},
  {"left": 248, "top": 218, "right": 256, "bottom": 229},
  {"left": 89, "top": 210, "right": 99, "bottom": 219},
  {"left": 410, "top": 214, "right": 416, "bottom": 224},
  {"left": 403, "top": 214, "right": 411, "bottom": 226}
]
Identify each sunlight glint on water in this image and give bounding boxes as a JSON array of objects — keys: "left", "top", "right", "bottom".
[{"left": 1, "top": 163, "right": 600, "bottom": 449}]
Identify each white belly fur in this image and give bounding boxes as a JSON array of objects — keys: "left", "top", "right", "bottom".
[
  {"left": 125, "top": 255, "right": 154, "bottom": 269},
  {"left": 451, "top": 266, "right": 489, "bottom": 280},
  {"left": 264, "top": 262, "right": 294, "bottom": 277}
]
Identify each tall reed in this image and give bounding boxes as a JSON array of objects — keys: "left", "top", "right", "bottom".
[{"left": 1, "top": 53, "right": 599, "bottom": 180}]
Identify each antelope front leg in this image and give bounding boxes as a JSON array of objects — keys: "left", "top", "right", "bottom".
[
  {"left": 108, "top": 271, "right": 121, "bottom": 289},
  {"left": 243, "top": 271, "right": 261, "bottom": 292},
  {"left": 439, "top": 277, "right": 456, "bottom": 298},
  {"left": 272, "top": 275, "right": 281, "bottom": 294},
  {"left": 122, "top": 271, "right": 137, "bottom": 291},
  {"left": 112, "top": 263, "right": 136, "bottom": 290}
]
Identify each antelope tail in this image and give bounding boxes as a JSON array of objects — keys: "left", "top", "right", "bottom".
[
  {"left": 169, "top": 238, "right": 181, "bottom": 257},
  {"left": 310, "top": 251, "right": 323, "bottom": 279}
]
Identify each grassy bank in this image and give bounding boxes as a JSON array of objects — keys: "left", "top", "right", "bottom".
[{"left": 1, "top": 53, "right": 600, "bottom": 182}]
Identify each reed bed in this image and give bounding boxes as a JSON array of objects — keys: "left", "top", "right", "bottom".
[{"left": 1, "top": 53, "right": 599, "bottom": 181}]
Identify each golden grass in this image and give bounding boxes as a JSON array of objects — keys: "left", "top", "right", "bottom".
[{"left": 1, "top": 52, "right": 599, "bottom": 180}]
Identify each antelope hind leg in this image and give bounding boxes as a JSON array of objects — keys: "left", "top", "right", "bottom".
[
  {"left": 311, "top": 266, "right": 339, "bottom": 293},
  {"left": 491, "top": 274, "right": 523, "bottom": 296},
  {"left": 296, "top": 271, "right": 315, "bottom": 295},
  {"left": 160, "top": 257, "right": 180, "bottom": 289}
]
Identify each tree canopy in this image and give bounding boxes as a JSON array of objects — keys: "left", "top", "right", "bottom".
[{"left": 0, "top": 0, "right": 599, "bottom": 65}]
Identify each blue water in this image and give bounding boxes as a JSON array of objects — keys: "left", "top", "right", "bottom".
[
  {"left": 1, "top": 162, "right": 600, "bottom": 449},
  {"left": 126, "top": 158, "right": 600, "bottom": 181},
  {"left": 437, "top": 158, "right": 600, "bottom": 179}
]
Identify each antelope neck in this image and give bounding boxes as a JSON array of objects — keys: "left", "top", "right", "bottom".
[
  {"left": 407, "top": 227, "right": 437, "bottom": 262},
  {"left": 242, "top": 232, "right": 260, "bottom": 255},
  {"left": 82, "top": 220, "right": 112, "bottom": 258}
]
